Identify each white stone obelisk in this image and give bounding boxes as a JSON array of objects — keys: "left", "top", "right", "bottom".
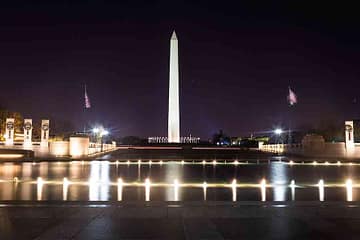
[{"left": 168, "top": 30, "right": 180, "bottom": 143}]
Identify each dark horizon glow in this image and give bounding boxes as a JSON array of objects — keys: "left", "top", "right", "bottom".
[{"left": 0, "top": 1, "right": 359, "bottom": 138}]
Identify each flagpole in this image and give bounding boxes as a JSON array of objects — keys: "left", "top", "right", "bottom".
[
  {"left": 83, "top": 84, "right": 86, "bottom": 134},
  {"left": 288, "top": 86, "right": 291, "bottom": 145},
  {"left": 287, "top": 86, "right": 297, "bottom": 145}
]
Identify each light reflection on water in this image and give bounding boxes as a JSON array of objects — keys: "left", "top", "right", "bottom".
[
  {"left": 0, "top": 160, "right": 358, "bottom": 201},
  {"left": 270, "top": 163, "right": 288, "bottom": 201},
  {"left": 89, "top": 161, "right": 110, "bottom": 201}
]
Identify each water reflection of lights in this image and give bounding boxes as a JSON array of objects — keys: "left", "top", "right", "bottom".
[
  {"left": 145, "top": 178, "right": 151, "bottom": 201},
  {"left": 260, "top": 179, "right": 266, "bottom": 202},
  {"left": 117, "top": 178, "right": 123, "bottom": 201},
  {"left": 63, "top": 177, "right": 69, "bottom": 200},
  {"left": 290, "top": 180, "right": 295, "bottom": 201},
  {"left": 89, "top": 161, "right": 110, "bottom": 201},
  {"left": 174, "top": 179, "right": 179, "bottom": 201},
  {"left": 203, "top": 182, "right": 207, "bottom": 201},
  {"left": 346, "top": 179, "right": 353, "bottom": 202},
  {"left": 2, "top": 168, "right": 360, "bottom": 201},
  {"left": 37, "top": 177, "right": 43, "bottom": 200},
  {"left": 282, "top": 161, "right": 360, "bottom": 167},
  {"left": 270, "top": 163, "right": 288, "bottom": 201},
  {"left": 1, "top": 177, "right": 359, "bottom": 191},
  {"left": 318, "top": 179, "right": 324, "bottom": 202},
  {"left": 231, "top": 179, "right": 237, "bottom": 202},
  {"left": 3, "top": 160, "right": 360, "bottom": 167}
]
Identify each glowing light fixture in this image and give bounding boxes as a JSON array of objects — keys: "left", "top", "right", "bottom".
[
  {"left": 102, "top": 130, "right": 109, "bottom": 136},
  {"left": 274, "top": 128, "right": 283, "bottom": 135}
]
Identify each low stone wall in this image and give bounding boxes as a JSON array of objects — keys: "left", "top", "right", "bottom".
[
  {"left": 49, "top": 141, "right": 69, "bottom": 157},
  {"left": 1, "top": 139, "right": 117, "bottom": 159},
  {"left": 260, "top": 142, "right": 360, "bottom": 159}
]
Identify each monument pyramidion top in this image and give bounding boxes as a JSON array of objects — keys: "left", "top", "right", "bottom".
[{"left": 171, "top": 30, "right": 177, "bottom": 40}]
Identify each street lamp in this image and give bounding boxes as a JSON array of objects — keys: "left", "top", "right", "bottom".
[
  {"left": 92, "top": 127, "right": 109, "bottom": 152},
  {"left": 274, "top": 128, "right": 283, "bottom": 135},
  {"left": 101, "top": 130, "right": 109, "bottom": 136}
]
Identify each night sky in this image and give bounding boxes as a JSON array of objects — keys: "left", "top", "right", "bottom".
[{"left": 1, "top": 1, "right": 359, "bottom": 139}]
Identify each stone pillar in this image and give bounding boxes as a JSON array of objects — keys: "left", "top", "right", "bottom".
[
  {"left": 345, "top": 121, "right": 355, "bottom": 151},
  {"left": 40, "top": 120, "right": 50, "bottom": 147},
  {"left": 69, "top": 136, "right": 89, "bottom": 158},
  {"left": 23, "top": 119, "right": 33, "bottom": 147},
  {"left": 5, "top": 118, "right": 15, "bottom": 146}
]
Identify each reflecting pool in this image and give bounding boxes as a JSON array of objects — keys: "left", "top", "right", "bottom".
[{"left": 0, "top": 159, "right": 359, "bottom": 201}]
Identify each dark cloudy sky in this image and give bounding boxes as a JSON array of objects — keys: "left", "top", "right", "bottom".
[{"left": 0, "top": 1, "right": 359, "bottom": 138}]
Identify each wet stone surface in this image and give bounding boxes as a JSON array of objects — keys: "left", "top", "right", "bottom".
[{"left": 1, "top": 202, "right": 360, "bottom": 239}]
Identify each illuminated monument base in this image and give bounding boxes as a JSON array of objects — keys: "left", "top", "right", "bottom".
[{"left": 148, "top": 136, "right": 200, "bottom": 144}]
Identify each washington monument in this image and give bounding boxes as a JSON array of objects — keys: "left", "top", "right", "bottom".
[{"left": 168, "top": 30, "right": 180, "bottom": 143}]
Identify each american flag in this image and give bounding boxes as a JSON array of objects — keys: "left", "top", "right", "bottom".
[
  {"left": 84, "top": 85, "right": 91, "bottom": 109},
  {"left": 287, "top": 87, "right": 297, "bottom": 106}
]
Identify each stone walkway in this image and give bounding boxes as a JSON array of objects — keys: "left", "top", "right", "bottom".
[{"left": 1, "top": 201, "right": 360, "bottom": 239}]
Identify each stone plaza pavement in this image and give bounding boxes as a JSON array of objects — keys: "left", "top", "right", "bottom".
[{"left": 1, "top": 201, "right": 360, "bottom": 239}]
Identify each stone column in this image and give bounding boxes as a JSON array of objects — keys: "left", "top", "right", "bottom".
[
  {"left": 40, "top": 120, "right": 50, "bottom": 147},
  {"left": 345, "top": 120, "right": 355, "bottom": 151},
  {"left": 23, "top": 119, "right": 33, "bottom": 148},
  {"left": 5, "top": 118, "right": 15, "bottom": 146}
]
